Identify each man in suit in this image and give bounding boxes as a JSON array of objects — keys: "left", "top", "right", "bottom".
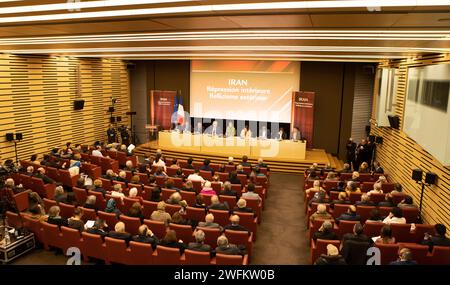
[
  {"left": 290, "top": 127, "right": 302, "bottom": 141},
  {"left": 421, "top": 224, "right": 450, "bottom": 251},
  {"left": 225, "top": 121, "right": 236, "bottom": 137},
  {"left": 219, "top": 181, "right": 238, "bottom": 197},
  {"left": 208, "top": 195, "right": 229, "bottom": 211},
  {"left": 35, "top": 167, "right": 55, "bottom": 184},
  {"left": 389, "top": 248, "right": 417, "bottom": 265},
  {"left": 275, "top": 127, "right": 287, "bottom": 140},
  {"left": 259, "top": 125, "right": 270, "bottom": 139},
  {"left": 223, "top": 215, "right": 250, "bottom": 233},
  {"left": 107, "top": 222, "right": 132, "bottom": 244},
  {"left": 194, "top": 122, "right": 203, "bottom": 134},
  {"left": 232, "top": 199, "right": 254, "bottom": 215},
  {"left": 241, "top": 183, "right": 261, "bottom": 202},
  {"left": 346, "top": 138, "right": 357, "bottom": 169},
  {"left": 107, "top": 124, "right": 117, "bottom": 144},
  {"left": 341, "top": 223, "right": 371, "bottom": 245},
  {"left": 373, "top": 161, "right": 384, "bottom": 174},
  {"left": 200, "top": 158, "right": 215, "bottom": 174},
  {"left": 355, "top": 193, "right": 375, "bottom": 206},
  {"left": 208, "top": 120, "right": 221, "bottom": 136},
  {"left": 86, "top": 219, "right": 108, "bottom": 238},
  {"left": 336, "top": 205, "right": 361, "bottom": 224},
  {"left": 215, "top": 235, "right": 243, "bottom": 256},
  {"left": 132, "top": 224, "right": 158, "bottom": 249},
  {"left": 312, "top": 220, "right": 338, "bottom": 241},
  {"left": 198, "top": 214, "right": 222, "bottom": 230},
  {"left": 188, "top": 230, "right": 211, "bottom": 252}
]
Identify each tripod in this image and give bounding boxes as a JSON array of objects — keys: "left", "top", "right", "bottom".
[{"left": 126, "top": 111, "right": 137, "bottom": 145}]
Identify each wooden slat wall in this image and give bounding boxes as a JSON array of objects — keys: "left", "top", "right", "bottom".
[
  {"left": 352, "top": 64, "right": 375, "bottom": 142},
  {"left": 0, "top": 54, "right": 129, "bottom": 162},
  {"left": 371, "top": 53, "right": 450, "bottom": 231}
]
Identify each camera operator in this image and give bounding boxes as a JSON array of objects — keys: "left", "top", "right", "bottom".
[
  {"left": 107, "top": 124, "right": 117, "bottom": 144},
  {"left": 119, "top": 125, "right": 130, "bottom": 146}
]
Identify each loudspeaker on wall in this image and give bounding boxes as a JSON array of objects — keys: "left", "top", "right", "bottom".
[
  {"left": 6, "top": 133, "right": 14, "bottom": 142},
  {"left": 425, "top": 172, "right": 437, "bottom": 185},
  {"left": 375, "top": 136, "right": 383, "bottom": 144},
  {"left": 412, "top": 168, "right": 423, "bottom": 182},
  {"left": 15, "top": 133, "right": 23, "bottom": 140}
]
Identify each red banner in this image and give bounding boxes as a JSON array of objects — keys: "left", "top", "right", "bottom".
[
  {"left": 150, "top": 90, "right": 177, "bottom": 130},
  {"left": 291, "top": 91, "right": 316, "bottom": 148}
]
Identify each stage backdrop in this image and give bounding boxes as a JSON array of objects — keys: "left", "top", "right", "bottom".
[
  {"left": 150, "top": 90, "right": 177, "bottom": 130},
  {"left": 291, "top": 91, "right": 316, "bottom": 148}
]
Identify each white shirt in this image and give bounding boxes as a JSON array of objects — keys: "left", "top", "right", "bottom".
[
  {"left": 92, "top": 149, "right": 104, "bottom": 157},
  {"left": 240, "top": 129, "right": 252, "bottom": 139},
  {"left": 367, "top": 189, "right": 383, "bottom": 196},
  {"left": 261, "top": 129, "right": 267, "bottom": 139},
  {"left": 278, "top": 131, "right": 283, "bottom": 140},
  {"left": 383, "top": 216, "right": 407, "bottom": 225},
  {"left": 187, "top": 173, "right": 205, "bottom": 184},
  {"left": 153, "top": 160, "right": 166, "bottom": 172},
  {"left": 212, "top": 126, "right": 217, "bottom": 136},
  {"left": 111, "top": 191, "right": 125, "bottom": 200}
]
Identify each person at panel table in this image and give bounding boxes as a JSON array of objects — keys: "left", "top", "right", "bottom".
[
  {"left": 259, "top": 125, "right": 270, "bottom": 139},
  {"left": 208, "top": 120, "right": 222, "bottom": 136},
  {"left": 225, "top": 121, "right": 236, "bottom": 137},
  {"left": 194, "top": 121, "right": 203, "bottom": 134},
  {"left": 276, "top": 127, "right": 287, "bottom": 140},
  {"left": 290, "top": 127, "right": 302, "bottom": 141},
  {"left": 239, "top": 125, "right": 252, "bottom": 139}
]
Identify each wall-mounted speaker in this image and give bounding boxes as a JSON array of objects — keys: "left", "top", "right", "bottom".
[
  {"left": 110, "top": 117, "right": 116, "bottom": 123},
  {"left": 74, "top": 99, "right": 85, "bottom": 110},
  {"left": 6, "top": 133, "right": 14, "bottom": 142},
  {"left": 108, "top": 107, "right": 115, "bottom": 113},
  {"left": 375, "top": 136, "right": 383, "bottom": 144},
  {"left": 388, "top": 115, "right": 400, "bottom": 129},
  {"left": 116, "top": 116, "right": 122, "bottom": 122},
  {"left": 15, "top": 133, "right": 23, "bottom": 140},
  {"left": 425, "top": 172, "right": 438, "bottom": 185},
  {"left": 412, "top": 168, "right": 423, "bottom": 182}
]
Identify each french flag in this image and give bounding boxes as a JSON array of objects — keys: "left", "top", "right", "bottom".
[{"left": 176, "top": 95, "right": 185, "bottom": 125}]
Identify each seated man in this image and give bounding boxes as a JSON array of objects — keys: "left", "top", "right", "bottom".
[
  {"left": 420, "top": 224, "right": 450, "bottom": 251},
  {"left": 215, "top": 235, "right": 243, "bottom": 256},
  {"left": 219, "top": 181, "right": 237, "bottom": 197},
  {"left": 132, "top": 224, "right": 158, "bottom": 250},
  {"left": 341, "top": 223, "right": 370, "bottom": 244},
  {"left": 233, "top": 199, "right": 254, "bottom": 215},
  {"left": 314, "top": 244, "right": 346, "bottom": 265},
  {"left": 208, "top": 195, "right": 229, "bottom": 211},
  {"left": 239, "top": 155, "right": 252, "bottom": 167},
  {"left": 86, "top": 219, "right": 108, "bottom": 238},
  {"left": 188, "top": 229, "right": 211, "bottom": 253},
  {"left": 355, "top": 193, "right": 375, "bottom": 206},
  {"left": 290, "top": 127, "right": 301, "bottom": 141},
  {"left": 389, "top": 248, "right": 417, "bottom": 265},
  {"left": 225, "top": 122, "right": 236, "bottom": 138},
  {"left": 241, "top": 183, "right": 261, "bottom": 202},
  {"left": 223, "top": 215, "right": 250, "bottom": 233},
  {"left": 312, "top": 220, "right": 338, "bottom": 241},
  {"left": 200, "top": 158, "right": 215, "bottom": 174},
  {"left": 107, "top": 222, "right": 132, "bottom": 244},
  {"left": 187, "top": 169, "right": 206, "bottom": 184},
  {"left": 336, "top": 205, "right": 360, "bottom": 224},
  {"left": 256, "top": 158, "right": 269, "bottom": 172},
  {"left": 309, "top": 204, "right": 333, "bottom": 224},
  {"left": 198, "top": 213, "right": 222, "bottom": 230},
  {"left": 35, "top": 167, "right": 55, "bottom": 184},
  {"left": 330, "top": 192, "right": 351, "bottom": 209}
]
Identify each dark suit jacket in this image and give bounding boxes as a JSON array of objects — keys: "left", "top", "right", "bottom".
[
  {"left": 83, "top": 203, "right": 98, "bottom": 212},
  {"left": 132, "top": 234, "right": 158, "bottom": 249},
  {"left": 185, "top": 164, "right": 195, "bottom": 169},
  {"left": 342, "top": 239, "right": 370, "bottom": 265},
  {"left": 232, "top": 207, "right": 254, "bottom": 215},
  {"left": 34, "top": 173, "right": 54, "bottom": 184},
  {"left": 107, "top": 231, "right": 132, "bottom": 244},
  {"left": 330, "top": 200, "right": 352, "bottom": 209},
  {"left": 187, "top": 242, "right": 211, "bottom": 252},
  {"left": 86, "top": 228, "right": 108, "bottom": 238},
  {"left": 336, "top": 213, "right": 361, "bottom": 224},
  {"left": 223, "top": 224, "right": 250, "bottom": 233},
  {"left": 159, "top": 240, "right": 186, "bottom": 254},
  {"left": 229, "top": 177, "right": 242, "bottom": 185},
  {"left": 315, "top": 255, "right": 347, "bottom": 265},
  {"left": 209, "top": 202, "right": 229, "bottom": 211},
  {"left": 389, "top": 260, "right": 417, "bottom": 265},
  {"left": 47, "top": 216, "right": 68, "bottom": 228},
  {"left": 421, "top": 236, "right": 450, "bottom": 251},
  {"left": 215, "top": 245, "right": 242, "bottom": 256},
  {"left": 220, "top": 189, "right": 238, "bottom": 197},
  {"left": 355, "top": 201, "right": 375, "bottom": 206},
  {"left": 342, "top": 233, "right": 371, "bottom": 244},
  {"left": 313, "top": 230, "right": 338, "bottom": 241},
  {"left": 93, "top": 187, "right": 107, "bottom": 197},
  {"left": 200, "top": 165, "right": 215, "bottom": 174}
]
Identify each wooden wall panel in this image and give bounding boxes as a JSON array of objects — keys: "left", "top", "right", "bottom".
[
  {"left": 0, "top": 54, "right": 129, "bottom": 162},
  {"left": 371, "top": 53, "right": 450, "bottom": 231}
]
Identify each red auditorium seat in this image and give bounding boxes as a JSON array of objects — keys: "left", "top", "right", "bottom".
[
  {"left": 81, "top": 207, "right": 97, "bottom": 222},
  {"left": 180, "top": 191, "right": 196, "bottom": 206},
  {"left": 21, "top": 214, "right": 44, "bottom": 243},
  {"left": 376, "top": 243, "right": 400, "bottom": 265},
  {"left": 429, "top": 246, "right": 450, "bottom": 265},
  {"left": 137, "top": 173, "right": 149, "bottom": 185},
  {"left": 120, "top": 216, "right": 141, "bottom": 235},
  {"left": 369, "top": 193, "right": 386, "bottom": 204},
  {"left": 340, "top": 173, "right": 352, "bottom": 181},
  {"left": 165, "top": 204, "right": 182, "bottom": 216},
  {"left": 237, "top": 174, "right": 247, "bottom": 185},
  {"left": 192, "top": 180, "right": 202, "bottom": 192},
  {"left": 143, "top": 219, "right": 167, "bottom": 239},
  {"left": 13, "top": 189, "right": 31, "bottom": 212},
  {"left": 323, "top": 181, "right": 339, "bottom": 191},
  {"left": 390, "top": 223, "right": 412, "bottom": 242},
  {"left": 349, "top": 192, "right": 362, "bottom": 204},
  {"left": 73, "top": 187, "right": 88, "bottom": 205},
  {"left": 196, "top": 227, "right": 221, "bottom": 247},
  {"left": 142, "top": 200, "right": 158, "bottom": 218},
  {"left": 156, "top": 176, "right": 166, "bottom": 186},
  {"left": 106, "top": 150, "right": 117, "bottom": 159},
  {"left": 211, "top": 182, "right": 222, "bottom": 193},
  {"left": 309, "top": 219, "right": 336, "bottom": 241},
  {"left": 58, "top": 169, "right": 80, "bottom": 188},
  {"left": 43, "top": 198, "right": 57, "bottom": 213},
  {"left": 402, "top": 207, "right": 420, "bottom": 224},
  {"left": 183, "top": 249, "right": 211, "bottom": 265},
  {"left": 225, "top": 165, "right": 235, "bottom": 173},
  {"left": 31, "top": 177, "right": 55, "bottom": 198},
  {"left": 200, "top": 194, "right": 212, "bottom": 206},
  {"left": 60, "top": 226, "right": 82, "bottom": 253},
  {"left": 361, "top": 182, "right": 374, "bottom": 192},
  {"left": 332, "top": 204, "right": 351, "bottom": 219},
  {"left": 99, "top": 178, "right": 113, "bottom": 191},
  {"left": 200, "top": 170, "right": 213, "bottom": 180},
  {"left": 382, "top": 183, "right": 395, "bottom": 192},
  {"left": 336, "top": 220, "right": 360, "bottom": 239},
  {"left": 220, "top": 195, "right": 237, "bottom": 209},
  {"left": 123, "top": 197, "right": 140, "bottom": 211},
  {"left": 182, "top": 168, "right": 195, "bottom": 177},
  {"left": 329, "top": 191, "right": 340, "bottom": 200},
  {"left": 40, "top": 221, "right": 64, "bottom": 251},
  {"left": 169, "top": 223, "right": 194, "bottom": 243},
  {"left": 193, "top": 162, "right": 203, "bottom": 169},
  {"left": 378, "top": 206, "right": 393, "bottom": 217},
  {"left": 166, "top": 167, "right": 178, "bottom": 177},
  {"left": 363, "top": 221, "right": 385, "bottom": 238},
  {"left": 214, "top": 253, "right": 248, "bottom": 265},
  {"left": 173, "top": 178, "right": 184, "bottom": 189},
  {"left": 218, "top": 172, "right": 229, "bottom": 182},
  {"left": 243, "top": 198, "right": 262, "bottom": 223},
  {"left": 225, "top": 229, "right": 253, "bottom": 259},
  {"left": 129, "top": 241, "right": 154, "bottom": 265},
  {"left": 208, "top": 209, "right": 230, "bottom": 227},
  {"left": 231, "top": 184, "right": 243, "bottom": 196},
  {"left": 81, "top": 163, "right": 101, "bottom": 179},
  {"left": 356, "top": 206, "right": 376, "bottom": 223},
  {"left": 6, "top": 211, "right": 22, "bottom": 228},
  {"left": 242, "top": 167, "right": 252, "bottom": 175},
  {"left": 154, "top": 245, "right": 182, "bottom": 265},
  {"left": 398, "top": 243, "right": 430, "bottom": 265},
  {"left": 391, "top": 193, "right": 405, "bottom": 205},
  {"left": 235, "top": 212, "right": 257, "bottom": 241},
  {"left": 310, "top": 239, "right": 340, "bottom": 264},
  {"left": 46, "top": 167, "right": 60, "bottom": 182},
  {"left": 59, "top": 203, "right": 75, "bottom": 219},
  {"left": 161, "top": 188, "right": 176, "bottom": 201},
  {"left": 97, "top": 211, "right": 119, "bottom": 230},
  {"left": 105, "top": 237, "right": 131, "bottom": 265}
]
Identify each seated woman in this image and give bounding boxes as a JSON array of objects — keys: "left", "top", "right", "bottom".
[
  {"left": 375, "top": 225, "right": 396, "bottom": 244},
  {"left": 358, "top": 162, "right": 370, "bottom": 173},
  {"left": 158, "top": 229, "right": 186, "bottom": 254},
  {"left": 166, "top": 192, "right": 182, "bottom": 205},
  {"left": 28, "top": 191, "right": 45, "bottom": 215},
  {"left": 83, "top": 195, "right": 98, "bottom": 212},
  {"left": 324, "top": 171, "right": 339, "bottom": 182},
  {"left": 397, "top": 195, "right": 418, "bottom": 209},
  {"left": 104, "top": 198, "right": 122, "bottom": 218},
  {"left": 47, "top": 205, "right": 68, "bottom": 228},
  {"left": 170, "top": 212, "right": 189, "bottom": 225},
  {"left": 54, "top": 186, "right": 68, "bottom": 204},
  {"left": 127, "top": 202, "right": 145, "bottom": 223},
  {"left": 200, "top": 181, "right": 216, "bottom": 196},
  {"left": 68, "top": 207, "right": 85, "bottom": 233}
]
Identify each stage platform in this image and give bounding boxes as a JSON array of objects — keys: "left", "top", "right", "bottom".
[{"left": 134, "top": 140, "right": 342, "bottom": 174}]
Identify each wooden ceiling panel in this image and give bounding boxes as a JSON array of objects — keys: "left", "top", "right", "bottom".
[
  {"left": 393, "top": 13, "right": 450, "bottom": 27},
  {"left": 224, "top": 14, "right": 312, "bottom": 28},
  {"left": 310, "top": 13, "right": 404, "bottom": 27},
  {"left": 153, "top": 16, "right": 242, "bottom": 29}
]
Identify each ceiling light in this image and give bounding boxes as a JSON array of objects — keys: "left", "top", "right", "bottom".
[{"left": 0, "top": 1, "right": 449, "bottom": 23}]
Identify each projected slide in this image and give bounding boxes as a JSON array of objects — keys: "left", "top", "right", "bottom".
[
  {"left": 404, "top": 64, "right": 450, "bottom": 166},
  {"left": 190, "top": 60, "right": 300, "bottom": 123}
]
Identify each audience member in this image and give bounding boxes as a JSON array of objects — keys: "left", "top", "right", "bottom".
[
  {"left": 314, "top": 244, "right": 346, "bottom": 265},
  {"left": 375, "top": 225, "right": 396, "bottom": 244},
  {"left": 336, "top": 205, "right": 360, "bottom": 224},
  {"left": 47, "top": 206, "right": 68, "bottom": 228},
  {"left": 313, "top": 220, "right": 338, "bottom": 241},
  {"left": 132, "top": 224, "right": 158, "bottom": 249},
  {"left": 188, "top": 230, "right": 211, "bottom": 253},
  {"left": 310, "top": 204, "right": 333, "bottom": 223},
  {"left": 68, "top": 207, "right": 85, "bottom": 233},
  {"left": 383, "top": 207, "right": 406, "bottom": 224},
  {"left": 389, "top": 248, "right": 417, "bottom": 265},
  {"left": 150, "top": 201, "right": 172, "bottom": 225},
  {"left": 198, "top": 214, "right": 222, "bottom": 230},
  {"left": 208, "top": 195, "right": 229, "bottom": 211},
  {"left": 107, "top": 221, "right": 132, "bottom": 244}
]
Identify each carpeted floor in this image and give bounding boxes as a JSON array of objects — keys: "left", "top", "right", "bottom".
[{"left": 10, "top": 173, "right": 309, "bottom": 265}]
